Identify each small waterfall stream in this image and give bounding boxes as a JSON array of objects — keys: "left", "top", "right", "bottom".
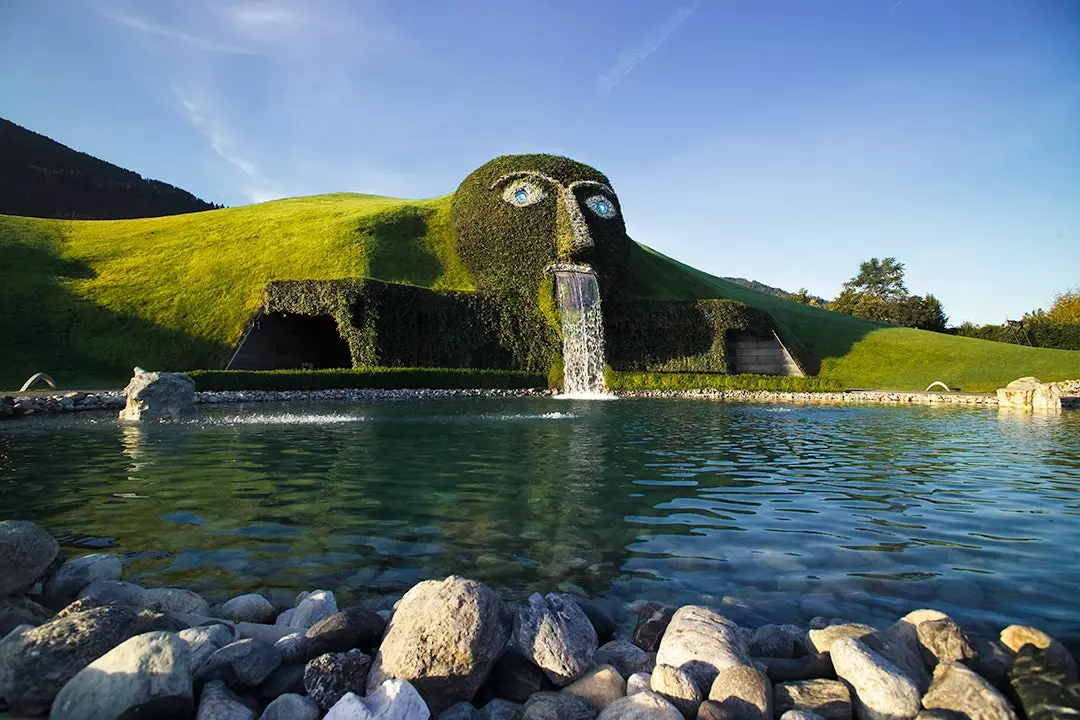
[{"left": 554, "top": 268, "right": 611, "bottom": 398}]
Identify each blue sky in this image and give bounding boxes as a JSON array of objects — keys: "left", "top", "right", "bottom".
[{"left": 1, "top": 0, "right": 1077, "bottom": 324}]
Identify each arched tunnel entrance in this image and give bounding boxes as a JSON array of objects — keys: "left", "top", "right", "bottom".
[{"left": 227, "top": 313, "right": 352, "bottom": 370}]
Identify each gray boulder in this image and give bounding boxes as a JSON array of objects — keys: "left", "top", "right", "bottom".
[
  {"left": 481, "top": 699, "right": 524, "bottom": 720},
  {"left": 780, "top": 712, "right": 827, "bottom": 720},
  {"left": 758, "top": 654, "right": 833, "bottom": 683},
  {"left": 656, "top": 606, "right": 752, "bottom": 691},
  {"left": 0, "top": 520, "right": 59, "bottom": 596},
  {"left": 196, "top": 679, "right": 256, "bottom": 720},
  {"left": 440, "top": 702, "right": 480, "bottom": 719},
  {"left": 594, "top": 639, "right": 657, "bottom": 678},
  {"left": 306, "top": 605, "right": 386, "bottom": 654},
  {"left": 291, "top": 590, "right": 338, "bottom": 630},
  {"left": 0, "top": 594, "right": 52, "bottom": 636},
  {"left": 49, "top": 631, "right": 193, "bottom": 719},
  {"left": 480, "top": 646, "right": 546, "bottom": 703},
  {"left": 830, "top": 637, "right": 920, "bottom": 720},
  {"left": 260, "top": 693, "right": 321, "bottom": 720},
  {"left": 195, "top": 638, "right": 282, "bottom": 689},
  {"left": 178, "top": 623, "right": 238, "bottom": 673},
  {"left": 807, "top": 625, "right": 876, "bottom": 659},
  {"left": 44, "top": 553, "right": 123, "bottom": 602},
  {"left": 773, "top": 680, "right": 852, "bottom": 720},
  {"left": 596, "top": 691, "right": 682, "bottom": 719},
  {"left": 305, "top": 649, "right": 373, "bottom": 710},
  {"left": 922, "top": 662, "right": 1017, "bottom": 720},
  {"left": 562, "top": 664, "right": 626, "bottom": 711},
  {"left": 1006, "top": 644, "right": 1080, "bottom": 720},
  {"left": 1000, "top": 624, "right": 1078, "bottom": 683},
  {"left": 862, "top": 613, "right": 934, "bottom": 695},
  {"left": 628, "top": 672, "right": 652, "bottom": 696},
  {"left": 633, "top": 602, "right": 676, "bottom": 652},
  {"left": 514, "top": 593, "right": 598, "bottom": 687},
  {"left": 915, "top": 619, "right": 976, "bottom": 670},
  {"left": 367, "top": 576, "right": 511, "bottom": 713},
  {"left": 323, "top": 678, "right": 431, "bottom": 719},
  {"left": 118, "top": 368, "right": 196, "bottom": 422},
  {"left": 255, "top": 663, "right": 305, "bottom": 704},
  {"left": 708, "top": 665, "right": 771, "bottom": 720},
  {"left": 750, "top": 625, "right": 795, "bottom": 659},
  {"left": 0, "top": 604, "right": 145, "bottom": 715},
  {"left": 522, "top": 691, "right": 597, "bottom": 719},
  {"left": 77, "top": 580, "right": 144, "bottom": 606},
  {"left": 273, "top": 632, "right": 314, "bottom": 664},
  {"left": 652, "top": 663, "right": 702, "bottom": 718},
  {"left": 219, "top": 594, "right": 276, "bottom": 624},
  {"left": 137, "top": 587, "right": 211, "bottom": 616}
]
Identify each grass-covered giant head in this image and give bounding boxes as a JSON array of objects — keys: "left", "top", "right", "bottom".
[{"left": 451, "top": 154, "right": 632, "bottom": 296}]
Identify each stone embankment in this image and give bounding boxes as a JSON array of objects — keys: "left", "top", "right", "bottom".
[{"left": 2, "top": 519, "right": 1078, "bottom": 719}]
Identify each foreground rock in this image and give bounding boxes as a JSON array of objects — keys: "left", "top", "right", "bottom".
[
  {"left": 367, "top": 576, "right": 511, "bottom": 713},
  {"left": 921, "top": 661, "right": 1017, "bottom": 720},
  {"left": 1000, "top": 625, "right": 1079, "bottom": 683},
  {"left": 305, "top": 649, "right": 373, "bottom": 710},
  {"left": 219, "top": 594, "right": 276, "bottom": 624},
  {"left": 514, "top": 593, "right": 598, "bottom": 687},
  {"left": 291, "top": 590, "right": 339, "bottom": 630},
  {"left": 0, "top": 604, "right": 164, "bottom": 714},
  {"left": 43, "top": 554, "right": 123, "bottom": 602},
  {"left": 773, "top": 679, "right": 852, "bottom": 720},
  {"left": 651, "top": 663, "right": 702, "bottom": 718},
  {"left": 597, "top": 691, "right": 682, "bottom": 719},
  {"left": 0, "top": 520, "right": 60, "bottom": 596},
  {"left": 593, "top": 639, "right": 656, "bottom": 678},
  {"left": 306, "top": 606, "right": 386, "bottom": 655},
  {"left": 479, "top": 647, "right": 546, "bottom": 703},
  {"left": 708, "top": 665, "right": 771, "bottom": 720},
  {"left": 522, "top": 691, "right": 596, "bottom": 719},
  {"left": 194, "top": 638, "right": 282, "bottom": 689},
  {"left": 325, "top": 679, "right": 430, "bottom": 719},
  {"left": 914, "top": 617, "right": 976, "bottom": 669},
  {"left": 633, "top": 603, "right": 676, "bottom": 653},
  {"left": 562, "top": 664, "right": 625, "bottom": 711},
  {"left": 136, "top": 587, "right": 211, "bottom": 616},
  {"left": 656, "top": 606, "right": 752, "bottom": 690},
  {"left": 830, "top": 637, "right": 920, "bottom": 720},
  {"left": 49, "top": 631, "right": 192, "bottom": 719},
  {"left": 118, "top": 368, "right": 196, "bottom": 422},
  {"left": 1007, "top": 644, "right": 1080, "bottom": 720},
  {"left": 260, "top": 693, "right": 321, "bottom": 720},
  {"left": 196, "top": 680, "right": 255, "bottom": 720}
]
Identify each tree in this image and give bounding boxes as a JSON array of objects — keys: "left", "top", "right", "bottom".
[
  {"left": 790, "top": 288, "right": 824, "bottom": 307},
  {"left": 842, "top": 257, "right": 908, "bottom": 301},
  {"left": 1046, "top": 288, "right": 1080, "bottom": 324}
]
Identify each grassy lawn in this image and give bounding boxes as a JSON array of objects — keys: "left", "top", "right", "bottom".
[{"left": 2, "top": 193, "right": 1078, "bottom": 391}]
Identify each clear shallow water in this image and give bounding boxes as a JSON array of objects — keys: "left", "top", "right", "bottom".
[{"left": 2, "top": 398, "right": 1078, "bottom": 641}]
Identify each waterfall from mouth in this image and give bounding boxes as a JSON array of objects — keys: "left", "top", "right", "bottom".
[{"left": 554, "top": 268, "right": 611, "bottom": 398}]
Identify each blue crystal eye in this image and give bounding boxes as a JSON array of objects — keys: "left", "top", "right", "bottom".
[
  {"left": 585, "top": 194, "right": 617, "bottom": 219},
  {"left": 502, "top": 181, "right": 545, "bottom": 207}
]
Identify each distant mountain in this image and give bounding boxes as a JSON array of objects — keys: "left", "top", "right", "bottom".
[
  {"left": 0, "top": 118, "right": 220, "bottom": 220},
  {"left": 722, "top": 276, "right": 828, "bottom": 305}
]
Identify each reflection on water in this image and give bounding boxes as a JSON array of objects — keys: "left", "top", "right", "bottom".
[{"left": 1, "top": 398, "right": 1079, "bottom": 640}]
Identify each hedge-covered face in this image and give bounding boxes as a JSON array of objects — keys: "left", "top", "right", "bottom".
[{"left": 451, "top": 154, "right": 631, "bottom": 295}]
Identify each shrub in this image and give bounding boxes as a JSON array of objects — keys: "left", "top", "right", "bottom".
[
  {"left": 605, "top": 370, "right": 843, "bottom": 392},
  {"left": 188, "top": 368, "right": 545, "bottom": 391}
]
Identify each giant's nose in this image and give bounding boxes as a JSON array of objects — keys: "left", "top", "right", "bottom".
[{"left": 555, "top": 187, "right": 594, "bottom": 262}]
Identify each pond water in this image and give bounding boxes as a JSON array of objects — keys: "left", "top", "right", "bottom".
[{"left": 2, "top": 398, "right": 1078, "bottom": 642}]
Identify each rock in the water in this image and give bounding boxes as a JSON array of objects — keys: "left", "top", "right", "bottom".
[
  {"left": 137, "top": 587, "right": 211, "bottom": 616},
  {"left": 195, "top": 638, "right": 283, "bottom": 689},
  {"left": 652, "top": 663, "right": 702, "bottom": 719},
  {"left": 750, "top": 625, "right": 795, "bottom": 660},
  {"left": 0, "top": 604, "right": 145, "bottom": 715},
  {"left": 118, "top": 368, "right": 196, "bottom": 422},
  {"left": 1000, "top": 625, "right": 1079, "bottom": 683},
  {"left": 49, "top": 630, "right": 192, "bottom": 719},
  {"left": 830, "top": 637, "right": 920, "bottom": 720},
  {"left": 594, "top": 639, "right": 656, "bottom": 678},
  {"left": 77, "top": 580, "right": 144, "bottom": 606},
  {"left": 922, "top": 661, "right": 1017, "bottom": 720},
  {"left": 807, "top": 625, "right": 876, "bottom": 658},
  {"left": 656, "top": 606, "right": 752, "bottom": 691},
  {"left": 367, "top": 576, "right": 511, "bottom": 713},
  {"left": 628, "top": 672, "right": 652, "bottom": 696},
  {"left": 324, "top": 679, "right": 431, "bottom": 719},
  {"left": 780, "top": 712, "right": 826, "bottom": 720},
  {"left": 480, "top": 646, "right": 546, "bottom": 703},
  {"left": 440, "top": 702, "right": 481, "bottom": 719},
  {"left": 260, "top": 693, "right": 321, "bottom": 720},
  {"left": 579, "top": 601, "right": 617, "bottom": 645},
  {"left": 0, "top": 520, "right": 60, "bottom": 596},
  {"left": 178, "top": 624, "right": 238, "bottom": 672},
  {"left": 219, "top": 594, "right": 276, "bottom": 624},
  {"left": 514, "top": 592, "right": 598, "bottom": 687},
  {"left": 862, "top": 614, "right": 933, "bottom": 695},
  {"left": 597, "top": 691, "right": 682, "bottom": 719},
  {"left": 255, "top": 662, "right": 306, "bottom": 704},
  {"left": 915, "top": 618, "right": 976, "bottom": 670},
  {"left": 759, "top": 654, "right": 833, "bottom": 683},
  {"left": 773, "top": 680, "right": 852, "bottom": 720},
  {"left": 306, "top": 606, "right": 386, "bottom": 654},
  {"left": 707, "top": 665, "right": 771, "bottom": 720},
  {"left": 562, "top": 664, "right": 626, "bottom": 711},
  {"left": 634, "top": 602, "right": 676, "bottom": 653},
  {"left": 996, "top": 377, "right": 1062, "bottom": 411},
  {"left": 969, "top": 635, "right": 1013, "bottom": 690},
  {"left": 481, "top": 699, "right": 524, "bottom": 720},
  {"left": 306, "top": 649, "right": 374, "bottom": 710},
  {"left": 1007, "top": 644, "right": 1080, "bottom": 720},
  {"left": 43, "top": 553, "right": 123, "bottom": 602},
  {"left": 196, "top": 679, "right": 256, "bottom": 720},
  {"left": 291, "top": 590, "right": 338, "bottom": 630},
  {"left": 522, "top": 691, "right": 597, "bottom": 720}
]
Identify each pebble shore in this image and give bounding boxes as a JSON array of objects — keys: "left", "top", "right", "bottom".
[{"left": 1, "top": 520, "right": 1077, "bottom": 719}]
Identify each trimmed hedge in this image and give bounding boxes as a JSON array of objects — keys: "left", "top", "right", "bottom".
[
  {"left": 606, "top": 370, "right": 843, "bottom": 393},
  {"left": 605, "top": 298, "right": 775, "bottom": 373},
  {"left": 954, "top": 322, "right": 1080, "bottom": 351},
  {"left": 189, "top": 368, "right": 545, "bottom": 391}
]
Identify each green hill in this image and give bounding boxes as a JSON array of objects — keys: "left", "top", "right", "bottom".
[{"left": 1, "top": 192, "right": 1078, "bottom": 391}]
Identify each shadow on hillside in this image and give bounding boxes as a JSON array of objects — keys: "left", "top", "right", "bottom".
[
  {"left": 363, "top": 206, "right": 441, "bottom": 287},
  {"left": 0, "top": 242, "right": 227, "bottom": 390}
]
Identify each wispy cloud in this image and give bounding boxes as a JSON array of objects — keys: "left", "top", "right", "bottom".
[
  {"left": 598, "top": 2, "right": 700, "bottom": 94},
  {"left": 103, "top": 11, "right": 258, "bottom": 55}
]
